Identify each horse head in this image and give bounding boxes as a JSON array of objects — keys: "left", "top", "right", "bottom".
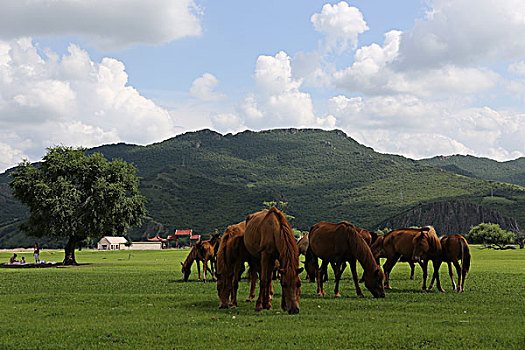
[
  {"left": 181, "top": 261, "right": 191, "bottom": 282},
  {"left": 364, "top": 267, "right": 386, "bottom": 298},
  {"left": 412, "top": 231, "right": 430, "bottom": 262},
  {"left": 215, "top": 272, "right": 232, "bottom": 309},
  {"left": 280, "top": 267, "right": 303, "bottom": 315}
]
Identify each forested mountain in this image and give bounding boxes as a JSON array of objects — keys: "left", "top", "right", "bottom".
[
  {"left": 419, "top": 155, "right": 525, "bottom": 187},
  {"left": 1, "top": 128, "right": 524, "bottom": 248}
]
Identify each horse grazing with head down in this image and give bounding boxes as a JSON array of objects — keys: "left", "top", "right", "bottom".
[
  {"left": 434, "top": 234, "right": 470, "bottom": 292},
  {"left": 216, "top": 221, "right": 258, "bottom": 309},
  {"left": 244, "top": 208, "right": 302, "bottom": 314},
  {"left": 306, "top": 221, "right": 385, "bottom": 298},
  {"left": 181, "top": 234, "right": 220, "bottom": 282},
  {"left": 374, "top": 226, "right": 444, "bottom": 291},
  {"left": 371, "top": 234, "right": 418, "bottom": 280}
]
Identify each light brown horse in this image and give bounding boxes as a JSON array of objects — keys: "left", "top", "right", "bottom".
[
  {"left": 434, "top": 234, "right": 471, "bottom": 292},
  {"left": 375, "top": 226, "right": 444, "bottom": 291},
  {"left": 244, "top": 208, "right": 302, "bottom": 314},
  {"left": 181, "top": 234, "right": 219, "bottom": 282},
  {"left": 306, "top": 221, "right": 385, "bottom": 298},
  {"left": 216, "top": 221, "right": 258, "bottom": 309},
  {"left": 181, "top": 245, "right": 211, "bottom": 281}
]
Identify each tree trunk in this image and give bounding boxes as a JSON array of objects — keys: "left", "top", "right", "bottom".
[{"left": 63, "top": 236, "right": 79, "bottom": 265}]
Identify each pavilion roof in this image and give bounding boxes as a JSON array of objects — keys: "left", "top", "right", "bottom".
[{"left": 174, "top": 229, "right": 192, "bottom": 236}]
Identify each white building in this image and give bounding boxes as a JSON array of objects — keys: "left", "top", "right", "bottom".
[{"left": 97, "top": 236, "right": 128, "bottom": 250}]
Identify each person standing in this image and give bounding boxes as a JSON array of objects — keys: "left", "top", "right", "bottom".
[{"left": 34, "top": 243, "right": 40, "bottom": 263}]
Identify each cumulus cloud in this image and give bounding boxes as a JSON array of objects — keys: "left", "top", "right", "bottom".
[
  {"left": 311, "top": 1, "right": 369, "bottom": 53},
  {"left": 328, "top": 94, "right": 525, "bottom": 160},
  {"left": 0, "top": 0, "right": 202, "bottom": 50},
  {"left": 190, "top": 73, "right": 227, "bottom": 101},
  {"left": 397, "top": 0, "right": 525, "bottom": 69},
  {"left": 0, "top": 38, "right": 175, "bottom": 172}
]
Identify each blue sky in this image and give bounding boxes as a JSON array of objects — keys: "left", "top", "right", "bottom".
[{"left": 0, "top": 0, "right": 524, "bottom": 172}]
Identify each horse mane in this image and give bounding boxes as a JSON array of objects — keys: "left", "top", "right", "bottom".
[
  {"left": 182, "top": 246, "right": 198, "bottom": 269},
  {"left": 267, "top": 207, "right": 299, "bottom": 273},
  {"left": 216, "top": 225, "right": 237, "bottom": 275},
  {"left": 423, "top": 226, "right": 441, "bottom": 251},
  {"left": 342, "top": 223, "right": 378, "bottom": 271}
]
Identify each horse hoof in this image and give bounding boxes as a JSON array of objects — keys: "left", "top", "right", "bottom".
[
  {"left": 409, "top": 277, "right": 414, "bottom": 280},
  {"left": 335, "top": 293, "right": 341, "bottom": 298},
  {"left": 439, "top": 288, "right": 445, "bottom": 293},
  {"left": 385, "top": 286, "right": 392, "bottom": 290},
  {"left": 230, "top": 305, "right": 237, "bottom": 309},
  {"left": 358, "top": 294, "right": 364, "bottom": 298},
  {"left": 244, "top": 298, "right": 253, "bottom": 303}
]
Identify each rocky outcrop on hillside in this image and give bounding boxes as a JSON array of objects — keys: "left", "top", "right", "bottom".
[{"left": 377, "top": 199, "right": 520, "bottom": 236}]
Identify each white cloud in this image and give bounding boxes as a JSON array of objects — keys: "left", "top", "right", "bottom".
[
  {"left": 0, "top": 38, "right": 176, "bottom": 172},
  {"left": 328, "top": 94, "right": 525, "bottom": 160},
  {"left": 190, "top": 73, "right": 227, "bottom": 101},
  {"left": 210, "top": 113, "right": 245, "bottom": 133},
  {"left": 397, "top": 0, "right": 525, "bottom": 69},
  {"left": 311, "top": 1, "right": 369, "bottom": 53},
  {"left": 0, "top": 0, "right": 202, "bottom": 50}
]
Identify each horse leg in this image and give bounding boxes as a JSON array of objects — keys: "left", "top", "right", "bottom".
[
  {"left": 197, "top": 260, "right": 202, "bottom": 281},
  {"left": 333, "top": 262, "right": 343, "bottom": 297},
  {"left": 246, "top": 267, "right": 257, "bottom": 302},
  {"left": 318, "top": 260, "right": 328, "bottom": 296},
  {"left": 203, "top": 258, "right": 208, "bottom": 282},
  {"left": 409, "top": 261, "right": 415, "bottom": 280},
  {"left": 434, "top": 259, "right": 445, "bottom": 292},
  {"left": 382, "top": 255, "right": 400, "bottom": 289},
  {"left": 349, "top": 259, "right": 364, "bottom": 298},
  {"left": 421, "top": 260, "right": 429, "bottom": 291},
  {"left": 448, "top": 260, "right": 462, "bottom": 293},
  {"left": 447, "top": 261, "right": 457, "bottom": 291},
  {"left": 260, "top": 254, "right": 273, "bottom": 310}
]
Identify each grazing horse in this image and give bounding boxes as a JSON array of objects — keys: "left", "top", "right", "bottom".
[
  {"left": 307, "top": 221, "right": 385, "bottom": 298},
  {"left": 434, "top": 234, "right": 471, "bottom": 292},
  {"left": 216, "top": 221, "right": 258, "bottom": 309},
  {"left": 181, "top": 234, "right": 219, "bottom": 282},
  {"left": 371, "top": 234, "right": 418, "bottom": 280},
  {"left": 181, "top": 245, "right": 210, "bottom": 281},
  {"left": 244, "top": 208, "right": 302, "bottom": 314},
  {"left": 376, "top": 227, "right": 444, "bottom": 291}
]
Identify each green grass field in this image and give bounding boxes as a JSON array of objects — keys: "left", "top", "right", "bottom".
[{"left": 0, "top": 247, "right": 524, "bottom": 349}]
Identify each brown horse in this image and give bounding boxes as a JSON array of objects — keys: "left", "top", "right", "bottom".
[
  {"left": 244, "top": 208, "right": 302, "bottom": 314},
  {"left": 434, "top": 234, "right": 471, "bottom": 292},
  {"left": 181, "top": 245, "right": 211, "bottom": 281},
  {"left": 376, "top": 226, "right": 444, "bottom": 291},
  {"left": 307, "top": 221, "right": 385, "bottom": 298},
  {"left": 371, "top": 234, "right": 418, "bottom": 280},
  {"left": 181, "top": 234, "right": 219, "bottom": 282},
  {"left": 216, "top": 221, "right": 258, "bottom": 309}
]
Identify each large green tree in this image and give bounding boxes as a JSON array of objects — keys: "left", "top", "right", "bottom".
[
  {"left": 466, "top": 223, "right": 517, "bottom": 250},
  {"left": 9, "top": 146, "right": 146, "bottom": 264}
]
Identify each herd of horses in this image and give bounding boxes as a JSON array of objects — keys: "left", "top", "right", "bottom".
[{"left": 180, "top": 208, "right": 471, "bottom": 314}]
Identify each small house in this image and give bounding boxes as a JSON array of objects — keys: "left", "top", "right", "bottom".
[{"left": 97, "top": 236, "right": 128, "bottom": 250}]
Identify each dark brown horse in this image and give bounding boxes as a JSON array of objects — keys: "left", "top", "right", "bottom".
[
  {"left": 371, "top": 234, "right": 418, "bottom": 280},
  {"left": 244, "top": 208, "right": 302, "bottom": 314},
  {"left": 375, "top": 226, "right": 444, "bottom": 291},
  {"left": 306, "top": 221, "right": 385, "bottom": 298},
  {"left": 434, "top": 234, "right": 471, "bottom": 292},
  {"left": 216, "top": 221, "right": 258, "bottom": 309}
]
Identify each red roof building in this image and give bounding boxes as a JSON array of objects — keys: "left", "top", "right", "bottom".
[
  {"left": 175, "top": 229, "right": 192, "bottom": 236},
  {"left": 147, "top": 234, "right": 167, "bottom": 242},
  {"left": 190, "top": 235, "right": 201, "bottom": 240}
]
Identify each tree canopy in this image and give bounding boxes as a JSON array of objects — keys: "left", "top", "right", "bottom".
[
  {"left": 466, "top": 223, "right": 517, "bottom": 249},
  {"left": 9, "top": 146, "right": 146, "bottom": 264}
]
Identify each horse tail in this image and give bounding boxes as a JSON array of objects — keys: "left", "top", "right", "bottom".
[{"left": 460, "top": 236, "right": 471, "bottom": 275}]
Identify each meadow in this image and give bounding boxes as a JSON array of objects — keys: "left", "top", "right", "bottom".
[{"left": 0, "top": 247, "right": 523, "bottom": 349}]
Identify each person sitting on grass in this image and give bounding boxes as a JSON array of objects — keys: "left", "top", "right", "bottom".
[
  {"left": 20, "top": 257, "right": 26, "bottom": 264},
  {"left": 9, "top": 254, "right": 17, "bottom": 264}
]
